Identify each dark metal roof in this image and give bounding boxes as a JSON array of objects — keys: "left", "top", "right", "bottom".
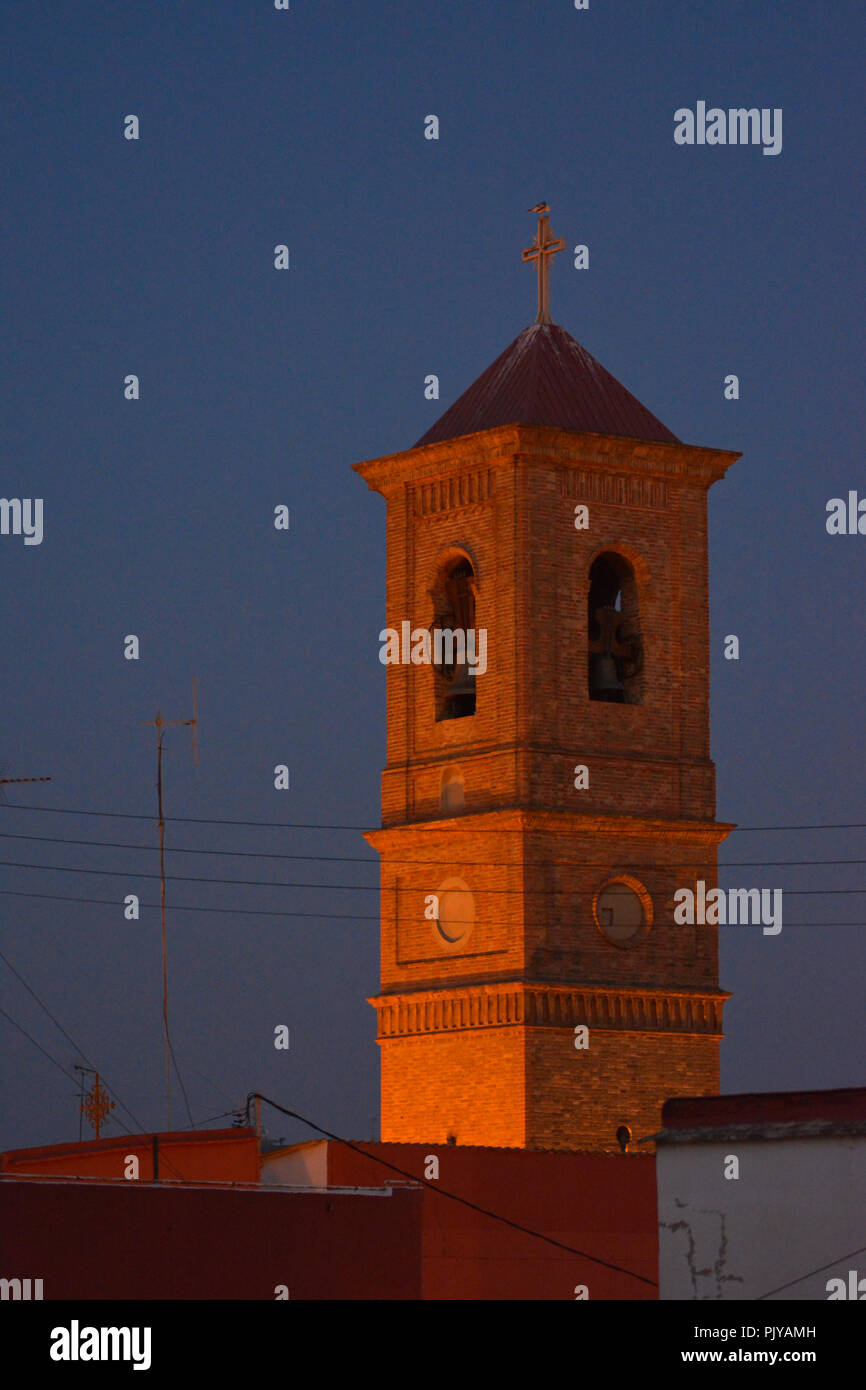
[
  {"left": 653, "top": 1119, "right": 866, "bottom": 1145},
  {"left": 662, "top": 1086, "right": 866, "bottom": 1130},
  {"left": 415, "top": 321, "right": 680, "bottom": 447}
]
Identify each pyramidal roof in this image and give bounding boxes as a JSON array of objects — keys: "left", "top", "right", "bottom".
[{"left": 415, "top": 321, "right": 679, "bottom": 448}]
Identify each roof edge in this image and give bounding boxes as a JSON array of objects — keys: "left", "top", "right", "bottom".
[{"left": 353, "top": 422, "right": 741, "bottom": 494}]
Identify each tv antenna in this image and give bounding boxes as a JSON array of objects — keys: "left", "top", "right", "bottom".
[
  {"left": 0, "top": 771, "right": 52, "bottom": 805},
  {"left": 142, "top": 679, "right": 198, "bottom": 1131}
]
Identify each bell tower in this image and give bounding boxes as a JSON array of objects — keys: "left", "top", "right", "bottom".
[{"left": 354, "top": 210, "right": 740, "bottom": 1152}]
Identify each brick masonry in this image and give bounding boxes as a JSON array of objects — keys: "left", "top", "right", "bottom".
[{"left": 355, "top": 422, "right": 739, "bottom": 1151}]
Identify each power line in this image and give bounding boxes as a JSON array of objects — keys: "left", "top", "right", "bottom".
[
  {"left": 0, "top": 803, "right": 371, "bottom": 831},
  {"left": 0, "top": 1012, "right": 210, "bottom": 1176},
  {"left": 0, "top": 1003, "right": 192, "bottom": 1175},
  {"left": 2, "top": 1030, "right": 857, "bottom": 1290},
  {"left": 2, "top": 985, "right": 233, "bottom": 1149},
  {"left": 0, "top": 1006, "right": 82, "bottom": 1086},
  {"left": 3, "top": 858, "right": 864, "bottom": 897},
  {"left": 756, "top": 1244, "right": 866, "bottom": 1301},
  {"left": 0, "top": 830, "right": 376, "bottom": 863},
  {"left": 3, "top": 801, "right": 866, "bottom": 834},
  {"left": 0, "top": 948, "right": 190, "bottom": 1177},
  {"left": 194, "top": 1108, "right": 244, "bottom": 1127},
  {"left": 2, "top": 888, "right": 862, "bottom": 929},
  {"left": 0, "top": 888, "right": 376, "bottom": 921},
  {"left": 2, "top": 829, "right": 865, "bottom": 872},
  {"left": 251, "top": 1092, "right": 657, "bottom": 1289},
  {"left": 0, "top": 946, "right": 143, "bottom": 1133},
  {"left": 168, "top": 1034, "right": 195, "bottom": 1131},
  {"left": 186, "top": 1064, "right": 244, "bottom": 1116}
]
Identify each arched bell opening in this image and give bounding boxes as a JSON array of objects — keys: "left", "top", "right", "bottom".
[
  {"left": 587, "top": 552, "right": 644, "bottom": 704},
  {"left": 431, "top": 556, "right": 478, "bottom": 722}
]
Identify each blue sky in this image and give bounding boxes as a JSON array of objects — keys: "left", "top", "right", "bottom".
[{"left": 2, "top": 0, "right": 864, "bottom": 1150}]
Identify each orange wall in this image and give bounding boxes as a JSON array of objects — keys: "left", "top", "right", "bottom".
[{"left": 0, "top": 1128, "right": 260, "bottom": 1185}]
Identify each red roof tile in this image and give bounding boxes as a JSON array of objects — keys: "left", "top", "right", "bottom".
[{"left": 415, "top": 321, "right": 679, "bottom": 447}]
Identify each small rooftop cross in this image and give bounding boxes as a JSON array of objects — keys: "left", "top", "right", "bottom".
[
  {"left": 522, "top": 203, "right": 565, "bottom": 325},
  {"left": 81, "top": 1073, "right": 114, "bottom": 1139}
]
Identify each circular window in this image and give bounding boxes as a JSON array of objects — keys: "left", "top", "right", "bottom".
[
  {"left": 593, "top": 878, "right": 652, "bottom": 946},
  {"left": 433, "top": 877, "right": 475, "bottom": 945}
]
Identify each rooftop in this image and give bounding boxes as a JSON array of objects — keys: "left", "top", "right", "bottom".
[
  {"left": 415, "top": 321, "right": 680, "bottom": 448},
  {"left": 655, "top": 1086, "right": 866, "bottom": 1145}
]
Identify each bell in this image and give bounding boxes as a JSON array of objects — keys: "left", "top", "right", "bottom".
[
  {"left": 589, "top": 652, "right": 624, "bottom": 702},
  {"left": 442, "top": 664, "right": 476, "bottom": 719}
]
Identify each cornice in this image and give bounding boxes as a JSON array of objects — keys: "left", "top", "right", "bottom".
[
  {"left": 352, "top": 423, "right": 741, "bottom": 496},
  {"left": 369, "top": 980, "right": 730, "bottom": 1039},
  {"left": 364, "top": 808, "right": 735, "bottom": 851}
]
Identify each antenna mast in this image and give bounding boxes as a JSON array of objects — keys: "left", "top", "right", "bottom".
[{"left": 143, "top": 679, "right": 198, "bottom": 1131}]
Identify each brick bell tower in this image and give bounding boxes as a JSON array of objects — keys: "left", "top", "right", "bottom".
[{"left": 353, "top": 209, "right": 740, "bottom": 1152}]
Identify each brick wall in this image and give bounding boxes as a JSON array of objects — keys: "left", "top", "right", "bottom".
[
  {"left": 379, "top": 1026, "right": 526, "bottom": 1147},
  {"left": 355, "top": 423, "right": 737, "bottom": 1153},
  {"left": 525, "top": 1027, "right": 721, "bottom": 1151}
]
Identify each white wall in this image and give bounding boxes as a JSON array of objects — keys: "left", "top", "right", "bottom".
[
  {"left": 657, "top": 1135, "right": 866, "bottom": 1300},
  {"left": 261, "top": 1140, "right": 328, "bottom": 1188}
]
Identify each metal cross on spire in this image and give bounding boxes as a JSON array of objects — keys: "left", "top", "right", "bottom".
[{"left": 522, "top": 203, "right": 565, "bottom": 324}]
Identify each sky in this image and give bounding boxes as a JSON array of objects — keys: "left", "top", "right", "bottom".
[{"left": 1, "top": 0, "right": 864, "bottom": 1154}]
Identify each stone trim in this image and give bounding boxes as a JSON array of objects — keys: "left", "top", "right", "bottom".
[
  {"left": 561, "top": 469, "right": 668, "bottom": 510},
  {"left": 413, "top": 469, "right": 493, "bottom": 515},
  {"left": 365, "top": 807, "right": 735, "bottom": 851},
  {"left": 369, "top": 982, "right": 728, "bottom": 1039}
]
